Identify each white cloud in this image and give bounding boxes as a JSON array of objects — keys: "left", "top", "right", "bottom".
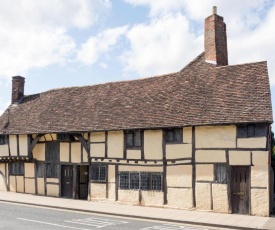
[
  {"left": 121, "top": 13, "right": 202, "bottom": 77},
  {"left": 0, "top": 0, "right": 111, "bottom": 79},
  {"left": 77, "top": 26, "right": 128, "bottom": 65}
]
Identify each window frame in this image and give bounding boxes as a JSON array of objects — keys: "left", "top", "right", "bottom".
[
  {"left": 0, "top": 135, "right": 8, "bottom": 145},
  {"left": 118, "top": 171, "right": 163, "bottom": 191},
  {"left": 91, "top": 164, "right": 107, "bottom": 182},
  {"left": 237, "top": 124, "right": 267, "bottom": 138},
  {"left": 164, "top": 128, "right": 183, "bottom": 144},
  {"left": 215, "top": 163, "right": 227, "bottom": 184},
  {"left": 9, "top": 162, "right": 24, "bottom": 176},
  {"left": 125, "top": 130, "right": 143, "bottom": 149}
]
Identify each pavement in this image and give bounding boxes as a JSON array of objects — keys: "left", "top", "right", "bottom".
[{"left": 0, "top": 191, "right": 275, "bottom": 230}]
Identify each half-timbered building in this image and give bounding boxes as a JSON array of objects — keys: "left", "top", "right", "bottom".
[{"left": 0, "top": 7, "right": 273, "bottom": 216}]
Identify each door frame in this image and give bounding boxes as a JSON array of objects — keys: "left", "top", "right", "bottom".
[{"left": 231, "top": 166, "right": 251, "bottom": 215}]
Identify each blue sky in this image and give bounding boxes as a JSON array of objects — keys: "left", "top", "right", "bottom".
[{"left": 0, "top": 0, "right": 275, "bottom": 126}]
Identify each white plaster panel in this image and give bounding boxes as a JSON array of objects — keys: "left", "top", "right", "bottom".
[
  {"left": 24, "top": 163, "right": 34, "bottom": 178},
  {"left": 82, "top": 147, "right": 88, "bottom": 162},
  {"left": 196, "top": 150, "right": 226, "bottom": 163},
  {"left": 144, "top": 130, "right": 163, "bottom": 160},
  {"left": 90, "top": 132, "right": 105, "bottom": 142},
  {"left": 9, "top": 176, "right": 16, "bottom": 192},
  {"left": 33, "top": 143, "right": 45, "bottom": 161},
  {"left": 108, "top": 131, "right": 124, "bottom": 158},
  {"left": 108, "top": 165, "right": 116, "bottom": 183},
  {"left": 16, "top": 176, "right": 24, "bottom": 193},
  {"left": 237, "top": 137, "right": 266, "bottom": 149},
  {"left": 166, "top": 144, "right": 192, "bottom": 159},
  {"left": 9, "top": 135, "right": 17, "bottom": 156},
  {"left": 167, "top": 165, "right": 192, "bottom": 187},
  {"left": 212, "top": 184, "right": 229, "bottom": 213},
  {"left": 183, "top": 127, "right": 192, "bottom": 143},
  {"left": 127, "top": 150, "right": 141, "bottom": 159},
  {"left": 71, "top": 142, "right": 81, "bottom": 163},
  {"left": 90, "top": 143, "right": 105, "bottom": 157},
  {"left": 229, "top": 151, "right": 251, "bottom": 165},
  {"left": 167, "top": 188, "right": 193, "bottom": 209},
  {"left": 108, "top": 183, "right": 116, "bottom": 201},
  {"left": 0, "top": 173, "right": 7, "bottom": 191},
  {"left": 118, "top": 190, "right": 139, "bottom": 205},
  {"left": 90, "top": 183, "right": 106, "bottom": 199},
  {"left": 119, "top": 165, "right": 163, "bottom": 172},
  {"left": 196, "top": 182, "right": 211, "bottom": 210},
  {"left": 251, "top": 165, "right": 269, "bottom": 188},
  {"left": 47, "top": 184, "right": 59, "bottom": 197},
  {"left": 25, "top": 178, "right": 35, "bottom": 194},
  {"left": 37, "top": 178, "right": 45, "bottom": 195},
  {"left": 251, "top": 188, "right": 269, "bottom": 216},
  {"left": 46, "top": 178, "right": 59, "bottom": 183},
  {"left": 0, "top": 164, "right": 5, "bottom": 176},
  {"left": 19, "top": 135, "right": 28, "bottom": 156},
  {"left": 141, "top": 191, "right": 163, "bottom": 206},
  {"left": 252, "top": 151, "right": 269, "bottom": 166},
  {"left": 60, "top": 143, "right": 69, "bottom": 162},
  {"left": 196, "top": 164, "right": 214, "bottom": 181},
  {"left": 196, "top": 125, "right": 236, "bottom": 148},
  {"left": 0, "top": 145, "right": 9, "bottom": 156}
]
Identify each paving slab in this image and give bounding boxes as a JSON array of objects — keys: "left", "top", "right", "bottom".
[{"left": 0, "top": 191, "right": 274, "bottom": 230}]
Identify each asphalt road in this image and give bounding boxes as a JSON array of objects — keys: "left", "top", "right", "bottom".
[{"left": 0, "top": 201, "right": 234, "bottom": 230}]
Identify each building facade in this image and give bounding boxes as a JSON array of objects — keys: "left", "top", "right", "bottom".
[{"left": 0, "top": 8, "right": 273, "bottom": 216}]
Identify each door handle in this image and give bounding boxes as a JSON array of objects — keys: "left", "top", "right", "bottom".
[
  {"left": 66, "top": 182, "right": 70, "bottom": 184},
  {"left": 233, "top": 192, "right": 245, "bottom": 196}
]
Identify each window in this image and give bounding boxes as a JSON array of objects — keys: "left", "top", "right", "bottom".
[
  {"left": 9, "top": 162, "right": 24, "bottom": 176},
  {"left": 91, "top": 164, "right": 106, "bottom": 182},
  {"left": 119, "top": 171, "right": 163, "bottom": 191},
  {"left": 46, "top": 163, "right": 59, "bottom": 178},
  {"left": 57, "top": 134, "right": 75, "bottom": 141},
  {"left": 45, "top": 142, "right": 60, "bottom": 162},
  {"left": 165, "top": 128, "right": 182, "bottom": 143},
  {"left": 37, "top": 162, "right": 45, "bottom": 178},
  {"left": 0, "top": 135, "right": 8, "bottom": 145},
  {"left": 215, "top": 164, "right": 227, "bottom": 183},
  {"left": 237, "top": 124, "right": 267, "bottom": 138},
  {"left": 126, "top": 130, "right": 142, "bottom": 148}
]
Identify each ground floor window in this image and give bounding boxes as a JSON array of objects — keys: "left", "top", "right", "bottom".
[
  {"left": 37, "top": 162, "right": 45, "bottom": 178},
  {"left": 9, "top": 162, "right": 24, "bottom": 176},
  {"left": 215, "top": 163, "right": 227, "bottom": 183},
  {"left": 46, "top": 163, "right": 59, "bottom": 178},
  {"left": 91, "top": 164, "right": 106, "bottom": 182},
  {"left": 119, "top": 171, "right": 162, "bottom": 191}
]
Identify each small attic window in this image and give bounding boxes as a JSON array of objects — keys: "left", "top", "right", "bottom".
[
  {"left": 237, "top": 124, "right": 267, "bottom": 138},
  {"left": 165, "top": 128, "right": 183, "bottom": 143},
  {"left": 57, "top": 134, "right": 75, "bottom": 141},
  {"left": 0, "top": 135, "right": 8, "bottom": 145}
]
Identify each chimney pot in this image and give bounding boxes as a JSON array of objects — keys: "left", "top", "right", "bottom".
[
  {"left": 213, "top": 6, "right": 217, "bottom": 14},
  {"left": 12, "top": 76, "right": 25, "bottom": 104}
]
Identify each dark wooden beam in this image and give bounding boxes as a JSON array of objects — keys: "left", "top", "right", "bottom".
[{"left": 28, "top": 134, "right": 44, "bottom": 159}]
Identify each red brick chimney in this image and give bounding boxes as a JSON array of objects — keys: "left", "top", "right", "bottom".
[
  {"left": 204, "top": 6, "right": 228, "bottom": 66},
  {"left": 12, "top": 76, "right": 25, "bottom": 104}
]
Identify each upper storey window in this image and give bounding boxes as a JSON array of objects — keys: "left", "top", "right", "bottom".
[
  {"left": 165, "top": 128, "right": 183, "bottom": 143},
  {"left": 237, "top": 124, "right": 267, "bottom": 138},
  {"left": 0, "top": 135, "right": 8, "bottom": 145},
  {"left": 126, "top": 130, "right": 142, "bottom": 149}
]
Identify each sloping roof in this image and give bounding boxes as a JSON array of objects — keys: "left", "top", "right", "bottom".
[{"left": 0, "top": 53, "right": 272, "bottom": 134}]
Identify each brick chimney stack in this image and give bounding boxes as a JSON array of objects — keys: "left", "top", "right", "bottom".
[
  {"left": 204, "top": 6, "right": 228, "bottom": 66},
  {"left": 12, "top": 76, "right": 25, "bottom": 104}
]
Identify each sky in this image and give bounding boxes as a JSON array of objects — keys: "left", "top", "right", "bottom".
[{"left": 0, "top": 0, "right": 275, "bottom": 126}]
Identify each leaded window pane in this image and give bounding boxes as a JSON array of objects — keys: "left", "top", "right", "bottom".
[
  {"left": 119, "top": 172, "right": 129, "bottom": 190},
  {"left": 216, "top": 164, "right": 227, "bottom": 183},
  {"left": 134, "top": 131, "right": 141, "bottom": 147},
  {"left": 126, "top": 132, "right": 133, "bottom": 147},
  {"left": 37, "top": 162, "right": 44, "bottom": 178},
  {"left": 255, "top": 124, "right": 267, "bottom": 137},
  {"left": 247, "top": 125, "right": 255, "bottom": 138},
  {"left": 130, "top": 172, "right": 139, "bottom": 190},
  {"left": 237, "top": 126, "right": 247, "bottom": 138}
]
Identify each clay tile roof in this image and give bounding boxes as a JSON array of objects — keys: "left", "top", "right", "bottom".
[{"left": 0, "top": 53, "right": 272, "bottom": 134}]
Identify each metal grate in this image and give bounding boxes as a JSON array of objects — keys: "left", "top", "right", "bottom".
[
  {"left": 215, "top": 163, "right": 227, "bottom": 183},
  {"left": 91, "top": 164, "right": 106, "bottom": 182},
  {"left": 37, "top": 162, "right": 45, "bottom": 178},
  {"left": 119, "top": 171, "right": 162, "bottom": 191}
]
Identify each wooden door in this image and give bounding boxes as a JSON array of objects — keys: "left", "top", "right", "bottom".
[
  {"left": 78, "top": 165, "right": 89, "bottom": 199},
  {"left": 61, "top": 165, "right": 73, "bottom": 198},
  {"left": 231, "top": 167, "right": 250, "bottom": 214}
]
